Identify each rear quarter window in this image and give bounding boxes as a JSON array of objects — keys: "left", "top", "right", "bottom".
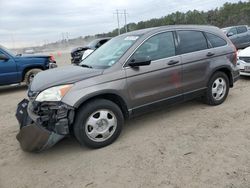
[
  {"left": 177, "top": 30, "right": 208, "bottom": 54},
  {"left": 205, "top": 33, "right": 227, "bottom": 48}
]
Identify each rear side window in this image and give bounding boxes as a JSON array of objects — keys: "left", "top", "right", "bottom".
[
  {"left": 237, "top": 26, "right": 247, "bottom": 34},
  {"left": 205, "top": 33, "right": 227, "bottom": 48},
  {"left": 177, "top": 30, "right": 208, "bottom": 54}
]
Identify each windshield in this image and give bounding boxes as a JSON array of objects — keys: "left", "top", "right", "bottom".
[
  {"left": 80, "top": 35, "right": 140, "bottom": 69},
  {"left": 0, "top": 45, "right": 16, "bottom": 56}
]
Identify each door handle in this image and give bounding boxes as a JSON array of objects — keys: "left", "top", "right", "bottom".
[
  {"left": 206, "top": 52, "right": 215, "bottom": 57},
  {"left": 167, "top": 60, "right": 179, "bottom": 65}
]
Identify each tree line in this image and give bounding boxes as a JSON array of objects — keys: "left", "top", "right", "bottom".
[{"left": 96, "top": 1, "right": 250, "bottom": 38}]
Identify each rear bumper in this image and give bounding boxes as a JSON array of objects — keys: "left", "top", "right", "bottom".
[
  {"left": 233, "top": 73, "right": 240, "bottom": 82},
  {"left": 16, "top": 99, "right": 74, "bottom": 152},
  {"left": 231, "top": 65, "right": 240, "bottom": 85}
]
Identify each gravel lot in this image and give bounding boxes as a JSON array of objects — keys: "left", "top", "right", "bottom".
[{"left": 0, "top": 52, "right": 250, "bottom": 188}]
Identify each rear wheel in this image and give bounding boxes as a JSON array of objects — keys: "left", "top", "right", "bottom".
[
  {"left": 24, "top": 69, "right": 41, "bottom": 86},
  {"left": 204, "top": 71, "right": 229, "bottom": 105},
  {"left": 74, "top": 99, "right": 124, "bottom": 148}
]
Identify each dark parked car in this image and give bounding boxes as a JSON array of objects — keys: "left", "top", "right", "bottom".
[
  {"left": 0, "top": 45, "right": 57, "bottom": 86},
  {"left": 222, "top": 25, "right": 250, "bottom": 49},
  {"left": 71, "top": 37, "right": 111, "bottom": 65},
  {"left": 16, "top": 25, "right": 239, "bottom": 152}
]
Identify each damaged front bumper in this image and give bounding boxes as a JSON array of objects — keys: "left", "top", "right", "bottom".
[{"left": 16, "top": 99, "right": 74, "bottom": 152}]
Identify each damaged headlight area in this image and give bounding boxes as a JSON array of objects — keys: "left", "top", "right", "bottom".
[
  {"left": 35, "top": 85, "right": 73, "bottom": 102},
  {"left": 16, "top": 98, "right": 75, "bottom": 152}
]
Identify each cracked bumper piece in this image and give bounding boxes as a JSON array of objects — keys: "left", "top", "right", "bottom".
[{"left": 16, "top": 99, "right": 74, "bottom": 152}]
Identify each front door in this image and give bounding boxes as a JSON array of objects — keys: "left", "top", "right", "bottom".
[
  {"left": 0, "top": 50, "right": 17, "bottom": 85},
  {"left": 125, "top": 31, "right": 182, "bottom": 111}
]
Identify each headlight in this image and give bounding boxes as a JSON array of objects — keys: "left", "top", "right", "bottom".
[{"left": 36, "top": 85, "right": 73, "bottom": 102}]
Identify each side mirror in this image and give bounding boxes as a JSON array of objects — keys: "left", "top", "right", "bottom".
[
  {"left": 128, "top": 56, "right": 151, "bottom": 67},
  {"left": 227, "top": 32, "right": 234, "bottom": 37},
  {"left": 0, "top": 54, "right": 9, "bottom": 61}
]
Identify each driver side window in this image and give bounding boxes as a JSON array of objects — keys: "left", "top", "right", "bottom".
[
  {"left": 133, "top": 32, "right": 176, "bottom": 62},
  {"left": 229, "top": 28, "right": 237, "bottom": 35}
]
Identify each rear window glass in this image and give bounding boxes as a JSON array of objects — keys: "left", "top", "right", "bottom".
[
  {"left": 177, "top": 30, "right": 208, "bottom": 54},
  {"left": 205, "top": 33, "right": 227, "bottom": 48}
]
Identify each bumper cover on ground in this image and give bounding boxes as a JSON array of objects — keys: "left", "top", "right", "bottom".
[{"left": 15, "top": 99, "right": 69, "bottom": 152}]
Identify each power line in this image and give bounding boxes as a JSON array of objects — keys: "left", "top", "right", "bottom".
[{"left": 114, "top": 9, "right": 128, "bottom": 35}]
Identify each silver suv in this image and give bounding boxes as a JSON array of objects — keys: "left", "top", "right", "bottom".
[{"left": 16, "top": 25, "right": 239, "bottom": 152}]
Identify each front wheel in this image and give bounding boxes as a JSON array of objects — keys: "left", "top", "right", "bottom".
[
  {"left": 73, "top": 99, "right": 124, "bottom": 148},
  {"left": 204, "top": 71, "right": 229, "bottom": 105}
]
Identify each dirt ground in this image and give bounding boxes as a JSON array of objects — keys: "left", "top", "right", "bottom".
[{"left": 0, "top": 52, "right": 250, "bottom": 188}]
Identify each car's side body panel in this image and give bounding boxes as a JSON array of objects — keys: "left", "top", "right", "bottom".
[{"left": 63, "top": 25, "right": 239, "bottom": 117}]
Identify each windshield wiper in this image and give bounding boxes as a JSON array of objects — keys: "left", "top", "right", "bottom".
[{"left": 80, "top": 64, "right": 93, "bottom": 69}]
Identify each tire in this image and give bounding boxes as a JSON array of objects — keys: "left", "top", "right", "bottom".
[
  {"left": 73, "top": 99, "right": 124, "bottom": 148},
  {"left": 204, "top": 71, "right": 229, "bottom": 105},
  {"left": 24, "top": 69, "right": 42, "bottom": 86}
]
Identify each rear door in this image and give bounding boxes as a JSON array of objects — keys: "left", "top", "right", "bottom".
[
  {"left": 0, "top": 49, "right": 18, "bottom": 85},
  {"left": 176, "top": 30, "right": 211, "bottom": 96},
  {"left": 125, "top": 31, "right": 182, "bottom": 109}
]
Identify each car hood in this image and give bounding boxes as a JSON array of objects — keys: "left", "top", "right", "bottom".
[
  {"left": 238, "top": 46, "right": 250, "bottom": 57},
  {"left": 30, "top": 65, "right": 103, "bottom": 92}
]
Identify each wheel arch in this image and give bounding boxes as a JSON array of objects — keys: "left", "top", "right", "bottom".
[
  {"left": 209, "top": 66, "right": 233, "bottom": 87},
  {"left": 75, "top": 92, "right": 130, "bottom": 119},
  {"left": 22, "top": 66, "right": 44, "bottom": 81}
]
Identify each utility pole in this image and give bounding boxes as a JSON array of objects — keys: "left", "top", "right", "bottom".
[
  {"left": 66, "top": 32, "right": 69, "bottom": 41},
  {"left": 115, "top": 9, "right": 120, "bottom": 35},
  {"left": 61, "top": 32, "right": 64, "bottom": 42},
  {"left": 124, "top": 9, "right": 128, "bottom": 33},
  {"left": 114, "top": 9, "right": 128, "bottom": 35}
]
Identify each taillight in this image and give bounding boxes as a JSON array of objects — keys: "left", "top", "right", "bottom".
[
  {"left": 233, "top": 50, "right": 237, "bottom": 65},
  {"left": 231, "top": 44, "right": 237, "bottom": 65},
  {"left": 49, "top": 55, "right": 55, "bottom": 63}
]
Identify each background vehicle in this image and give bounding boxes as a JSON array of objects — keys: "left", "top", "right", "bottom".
[
  {"left": 222, "top": 25, "right": 250, "bottom": 49},
  {"left": 0, "top": 45, "right": 57, "bottom": 86},
  {"left": 71, "top": 37, "right": 111, "bottom": 65},
  {"left": 16, "top": 25, "right": 239, "bottom": 152},
  {"left": 237, "top": 46, "right": 250, "bottom": 76}
]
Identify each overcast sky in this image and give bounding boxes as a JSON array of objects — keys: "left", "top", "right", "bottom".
[{"left": 0, "top": 0, "right": 245, "bottom": 48}]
